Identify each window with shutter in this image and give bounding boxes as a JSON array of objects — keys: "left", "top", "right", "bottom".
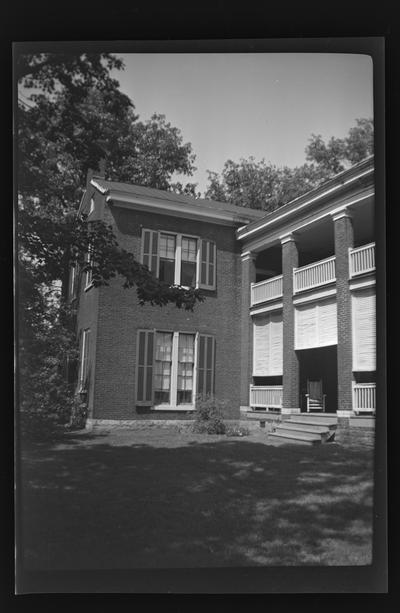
[
  {"left": 197, "top": 334, "right": 215, "bottom": 396},
  {"left": 136, "top": 330, "right": 155, "bottom": 404},
  {"left": 79, "top": 328, "right": 91, "bottom": 390},
  {"left": 352, "top": 288, "right": 376, "bottom": 371},
  {"left": 141, "top": 230, "right": 216, "bottom": 289}
]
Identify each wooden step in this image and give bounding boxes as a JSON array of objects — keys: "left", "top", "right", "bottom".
[
  {"left": 269, "top": 430, "right": 322, "bottom": 445},
  {"left": 277, "top": 422, "right": 330, "bottom": 434},
  {"left": 277, "top": 422, "right": 335, "bottom": 442},
  {"left": 286, "top": 417, "right": 337, "bottom": 427}
]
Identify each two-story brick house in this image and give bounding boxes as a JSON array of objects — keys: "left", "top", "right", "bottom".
[
  {"left": 72, "top": 171, "right": 265, "bottom": 425},
  {"left": 72, "top": 155, "right": 376, "bottom": 428}
]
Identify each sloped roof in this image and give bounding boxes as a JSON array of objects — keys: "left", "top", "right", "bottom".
[{"left": 90, "top": 177, "right": 266, "bottom": 222}]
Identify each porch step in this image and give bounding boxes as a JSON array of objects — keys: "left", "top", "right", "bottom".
[
  {"left": 286, "top": 416, "right": 338, "bottom": 427},
  {"left": 245, "top": 410, "right": 279, "bottom": 420},
  {"left": 269, "top": 429, "right": 322, "bottom": 445},
  {"left": 277, "top": 422, "right": 335, "bottom": 442}
]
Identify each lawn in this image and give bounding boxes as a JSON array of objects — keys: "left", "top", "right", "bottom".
[{"left": 18, "top": 425, "right": 375, "bottom": 570}]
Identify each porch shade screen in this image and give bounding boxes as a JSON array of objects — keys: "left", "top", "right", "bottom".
[
  {"left": 295, "top": 297, "right": 337, "bottom": 350},
  {"left": 197, "top": 334, "right": 215, "bottom": 396},
  {"left": 136, "top": 329, "right": 155, "bottom": 404},
  {"left": 352, "top": 287, "right": 376, "bottom": 371},
  {"left": 252, "top": 311, "right": 283, "bottom": 376}
]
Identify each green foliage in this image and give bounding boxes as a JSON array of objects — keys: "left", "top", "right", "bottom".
[
  {"left": 225, "top": 425, "right": 250, "bottom": 437},
  {"left": 193, "top": 394, "right": 227, "bottom": 435},
  {"left": 17, "top": 51, "right": 201, "bottom": 433},
  {"left": 205, "top": 118, "right": 373, "bottom": 211}
]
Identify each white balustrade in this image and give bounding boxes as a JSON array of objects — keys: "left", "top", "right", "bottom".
[
  {"left": 250, "top": 385, "right": 283, "bottom": 409},
  {"left": 251, "top": 275, "right": 283, "bottom": 306},
  {"left": 349, "top": 242, "right": 375, "bottom": 277},
  {"left": 353, "top": 383, "right": 376, "bottom": 413},
  {"left": 293, "top": 256, "right": 336, "bottom": 293}
]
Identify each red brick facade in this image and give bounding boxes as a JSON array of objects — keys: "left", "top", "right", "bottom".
[
  {"left": 79, "top": 200, "right": 243, "bottom": 421},
  {"left": 281, "top": 235, "right": 300, "bottom": 411},
  {"left": 333, "top": 211, "right": 355, "bottom": 412}
]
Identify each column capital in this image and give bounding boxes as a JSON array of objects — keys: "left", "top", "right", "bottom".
[
  {"left": 331, "top": 208, "right": 353, "bottom": 222},
  {"left": 280, "top": 233, "right": 296, "bottom": 246},
  {"left": 241, "top": 250, "right": 257, "bottom": 262}
]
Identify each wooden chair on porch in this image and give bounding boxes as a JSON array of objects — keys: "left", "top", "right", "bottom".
[{"left": 305, "top": 379, "right": 326, "bottom": 412}]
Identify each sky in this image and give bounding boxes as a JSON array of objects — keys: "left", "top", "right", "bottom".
[{"left": 112, "top": 53, "right": 373, "bottom": 195}]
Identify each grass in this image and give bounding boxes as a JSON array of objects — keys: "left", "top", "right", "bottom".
[{"left": 18, "top": 425, "right": 374, "bottom": 570}]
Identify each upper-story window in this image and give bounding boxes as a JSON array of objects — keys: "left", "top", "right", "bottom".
[{"left": 141, "top": 229, "right": 216, "bottom": 290}]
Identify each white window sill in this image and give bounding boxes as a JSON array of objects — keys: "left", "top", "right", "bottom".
[
  {"left": 84, "top": 282, "right": 94, "bottom": 292},
  {"left": 150, "top": 405, "right": 195, "bottom": 411}
]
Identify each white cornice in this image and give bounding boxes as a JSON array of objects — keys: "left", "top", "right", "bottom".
[
  {"left": 90, "top": 179, "right": 109, "bottom": 194},
  {"left": 292, "top": 285, "right": 337, "bottom": 305},
  {"left": 250, "top": 301, "right": 283, "bottom": 316},
  {"left": 237, "top": 167, "right": 374, "bottom": 242},
  {"left": 242, "top": 191, "right": 374, "bottom": 254},
  {"left": 349, "top": 276, "right": 376, "bottom": 291}
]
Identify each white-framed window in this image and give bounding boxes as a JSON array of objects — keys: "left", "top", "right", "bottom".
[
  {"left": 78, "top": 328, "right": 91, "bottom": 391},
  {"left": 84, "top": 246, "right": 93, "bottom": 290},
  {"left": 141, "top": 229, "right": 216, "bottom": 290},
  {"left": 136, "top": 330, "right": 215, "bottom": 409},
  {"left": 68, "top": 262, "right": 80, "bottom": 301}
]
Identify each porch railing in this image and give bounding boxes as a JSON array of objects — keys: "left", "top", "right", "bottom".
[
  {"left": 349, "top": 242, "right": 375, "bottom": 278},
  {"left": 293, "top": 255, "right": 336, "bottom": 293},
  {"left": 251, "top": 275, "right": 283, "bottom": 306},
  {"left": 250, "top": 385, "right": 283, "bottom": 409},
  {"left": 353, "top": 383, "right": 376, "bottom": 413}
]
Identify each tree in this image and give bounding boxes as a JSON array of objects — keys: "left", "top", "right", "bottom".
[
  {"left": 305, "top": 118, "right": 374, "bottom": 173},
  {"left": 17, "top": 52, "right": 202, "bottom": 432},
  {"left": 205, "top": 118, "right": 373, "bottom": 211}
]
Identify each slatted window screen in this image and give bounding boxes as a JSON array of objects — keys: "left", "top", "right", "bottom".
[
  {"left": 141, "top": 229, "right": 159, "bottom": 274},
  {"left": 352, "top": 288, "right": 376, "bottom": 371},
  {"left": 253, "top": 312, "right": 283, "bottom": 376},
  {"left": 295, "top": 297, "right": 337, "bottom": 350},
  {"left": 197, "top": 335, "right": 215, "bottom": 396},
  {"left": 136, "top": 330, "right": 155, "bottom": 404},
  {"left": 199, "top": 239, "right": 216, "bottom": 290}
]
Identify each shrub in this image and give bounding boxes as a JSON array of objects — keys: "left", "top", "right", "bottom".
[
  {"left": 193, "top": 394, "right": 226, "bottom": 435},
  {"left": 225, "top": 425, "right": 250, "bottom": 437}
]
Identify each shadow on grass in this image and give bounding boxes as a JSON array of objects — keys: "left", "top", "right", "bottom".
[{"left": 18, "top": 430, "right": 374, "bottom": 570}]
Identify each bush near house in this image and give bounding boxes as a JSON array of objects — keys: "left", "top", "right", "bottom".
[{"left": 193, "top": 394, "right": 227, "bottom": 435}]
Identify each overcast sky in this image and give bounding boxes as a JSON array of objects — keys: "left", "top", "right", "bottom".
[{"left": 112, "top": 53, "right": 373, "bottom": 194}]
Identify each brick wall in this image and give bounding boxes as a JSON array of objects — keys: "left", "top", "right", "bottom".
[
  {"left": 281, "top": 236, "right": 300, "bottom": 409},
  {"left": 89, "top": 204, "right": 242, "bottom": 420},
  {"left": 333, "top": 212, "right": 354, "bottom": 411},
  {"left": 240, "top": 254, "right": 256, "bottom": 406}
]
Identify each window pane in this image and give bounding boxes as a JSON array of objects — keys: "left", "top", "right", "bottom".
[
  {"left": 159, "top": 234, "right": 176, "bottom": 258},
  {"left": 154, "top": 332, "right": 173, "bottom": 405},
  {"left": 177, "top": 334, "right": 194, "bottom": 404},
  {"left": 182, "top": 237, "right": 197, "bottom": 262},
  {"left": 159, "top": 259, "right": 175, "bottom": 284},
  {"left": 181, "top": 261, "right": 196, "bottom": 286}
]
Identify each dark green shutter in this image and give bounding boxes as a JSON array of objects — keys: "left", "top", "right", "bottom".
[
  {"left": 136, "top": 330, "right": 154, "bottom": 404},
  {"left": 141, "top": 230, "right": 159, "bottom": 274},
  {"left": 199, "top": 240, "right": 216, "bottom": 289},
  {"left": 197, "top": 334, "right": 215, "bottom": 396}
]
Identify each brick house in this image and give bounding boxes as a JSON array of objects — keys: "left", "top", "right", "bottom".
[{"left": 72, "top": 155, "right": 376, "bottom": 427}]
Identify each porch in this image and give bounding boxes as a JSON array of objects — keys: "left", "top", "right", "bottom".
[
  {"left": 250, "top": 242, "right": 375, "bottom": 307},
  {"left": 248, "top": 382, "right": 376, "bottom": 415}
]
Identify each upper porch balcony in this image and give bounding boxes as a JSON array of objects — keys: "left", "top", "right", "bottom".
[{"left": 250, "top": 242, "right": 375, "bottom": 307}]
